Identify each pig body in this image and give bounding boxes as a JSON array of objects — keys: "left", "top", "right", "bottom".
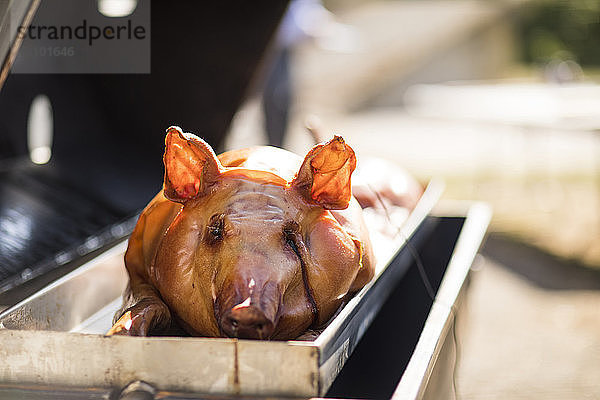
[{"left": 109, "top": 127, "right": 379, "bottom": 340}]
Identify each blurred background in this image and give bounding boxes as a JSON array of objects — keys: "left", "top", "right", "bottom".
[{"left": 224, "top": 0, "right": 600, "bottom": 398}]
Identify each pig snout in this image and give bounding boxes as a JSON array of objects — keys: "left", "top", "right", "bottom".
[
  {"left": 220, "top": 303, "right": 275, "bottom": 340},
  {"left": 215, "top": 279, "right": 281, "bottom": 340}
]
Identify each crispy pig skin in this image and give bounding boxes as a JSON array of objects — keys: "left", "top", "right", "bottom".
[{"left": 109, "top": 127, "right": 419, "bottom": 340}]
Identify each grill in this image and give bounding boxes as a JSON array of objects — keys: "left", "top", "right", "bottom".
[{"left": 0, "top": 2, "right": 492, "bottom": 398}]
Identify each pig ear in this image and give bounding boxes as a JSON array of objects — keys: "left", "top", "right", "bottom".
[
  {"left": 163, "top": 126, "right": 222, "bottom": 203},
  {"left": 291, "top": 135, "right": 357, "bottom": 210}
]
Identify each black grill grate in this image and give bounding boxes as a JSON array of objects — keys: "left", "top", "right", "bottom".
[{"left": 0, "top": 166, "right": 136, "bottom": 293}]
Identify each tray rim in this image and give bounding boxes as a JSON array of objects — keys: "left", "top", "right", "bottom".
[{"left": 392, "top": 201, "right": 492, "bottom": 400}]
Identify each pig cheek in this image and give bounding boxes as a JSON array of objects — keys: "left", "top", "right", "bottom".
[
  {"left": 307, "top": 215, "right": 361, "bottom": 325},
  {"left": 273, "top": 275, "right": 313, "bottom": 340},
  {"left": 154, "top": 215, "right": 220, "bottom": 337},
  {"left": 211, "top": 247, "right": 244, "bottom": 320}
]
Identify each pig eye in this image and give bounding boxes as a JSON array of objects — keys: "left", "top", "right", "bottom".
[
  {"left": 207, "top": 214, "right": 225, "bottom": 243},
  {"left": 283, "top": 221, "right": 300, "bottom": 246}
]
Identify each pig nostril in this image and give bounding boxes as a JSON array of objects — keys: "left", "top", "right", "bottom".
[{"left": 220, "top": 306, "right": 275, "bottom": 339}]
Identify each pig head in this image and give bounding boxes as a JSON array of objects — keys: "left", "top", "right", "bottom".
[{"left": 108, "top": 126, "right": 374, "bottom": 340}]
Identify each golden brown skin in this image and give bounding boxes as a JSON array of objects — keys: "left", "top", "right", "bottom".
[{"left": 108, "top": 127, "right": 380, "bottom": 340}]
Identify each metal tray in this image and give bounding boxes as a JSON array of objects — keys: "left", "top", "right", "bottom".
[{"left": 0, "top": 180, "right": 444, "bottom": 398}]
